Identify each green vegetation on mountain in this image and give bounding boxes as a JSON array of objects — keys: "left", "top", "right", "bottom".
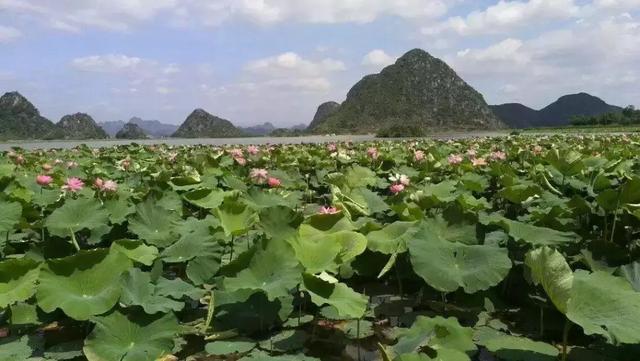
[
  {"left": 308, "top": 101, "right": 340, "bottom": 130},
  {"left": 571, "top": 105, "right": 640, "bottom": 126},
  {"left": 115, "top": 123, "right": 148, "bottom": 139},
  {"left": 492, "top": 93, "right": 622, "bottom": 128},
  {"left": 0, "top": 92, "right": 57, "bottom": 140},
  {"left": 172, "top": 109, "right": 245, "bottom": 138},
  {"left": 53, "top": 113, "right": 109, "bottom": 140},
  {"left": 308, "top": 49, "right": 503, "bottom": 134}
]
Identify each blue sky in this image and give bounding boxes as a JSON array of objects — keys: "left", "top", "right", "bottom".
[{"left": 1, "top": 0, "right": 638, "bottom": 127}]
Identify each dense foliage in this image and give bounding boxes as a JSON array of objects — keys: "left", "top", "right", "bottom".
[
  {"left": 570, "top": 106, "right": 640, "bottom": 126},
  {"left": 1, "top": 135, "right": 640, "bottom": 361}
]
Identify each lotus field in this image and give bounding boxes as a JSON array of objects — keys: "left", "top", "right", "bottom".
[{"left": 2, "top": 135, "right": 640, "bottom": 361}]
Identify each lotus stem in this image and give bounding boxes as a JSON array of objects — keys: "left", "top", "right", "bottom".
[
  {"left": 69, "top": 228, "right": 80, "bottom": 251},
  {"left": 561, "top": 319, "right": 571, "bottom": 361},
  {"left": 204, "top": 291, "right": 215, "bottom": 333}
]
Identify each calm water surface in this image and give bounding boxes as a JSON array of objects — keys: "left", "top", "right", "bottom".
[{"left": 0, "top": 132, "right": 506, "bottom": 151}]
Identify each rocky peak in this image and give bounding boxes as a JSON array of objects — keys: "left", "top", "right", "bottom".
[
  {"left": 308, "top": 101, "right": 341, "bottom": 130},
  {"left": 0, "top": 91, "right": 39, "bottom": 115},
  {"left": 172, "top": 108, "right": 245, "bottom": 138},
  {"left": 56, "top": 113, "right": 109, "bottom": 139},
  {"left": 116, "top": 122, "right": 147, "bottom": 139}
]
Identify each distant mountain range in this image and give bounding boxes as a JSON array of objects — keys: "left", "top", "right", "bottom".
[
  {"left": 490, "top": 93, "right": 622, "bottom": 128},
  {"left": 308, "top": 49, "right": 504, "bottom": 134},
  {"left": 99, "top": 117, "right": 178, "bottom": 138}
]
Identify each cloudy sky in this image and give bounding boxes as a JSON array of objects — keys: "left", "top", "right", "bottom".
[{"left": 1, "top": 0, "right": 638, "bottom": 127}]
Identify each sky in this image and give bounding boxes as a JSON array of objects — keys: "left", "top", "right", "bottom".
[{"left": 0, "top": 0, "right": 638, "bottom": 127}]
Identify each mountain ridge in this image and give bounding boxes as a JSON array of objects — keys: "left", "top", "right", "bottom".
[{"left": 172, "top": 108, "right": 245, "bottom": 138}]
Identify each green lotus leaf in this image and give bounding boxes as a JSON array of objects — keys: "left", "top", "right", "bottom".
[
  {"left": 120, "top": 268, "right": 201, "bottom": 314},
  {"left": 566, "top": 270, "right": 640, "bottom": 344},
  {"left": 245, "top": 189, "right": 300, "bottom": 210},
  {"left": 259, "top": 329, "right": 308, "bottom": 353},
  {"left": 259, "top": 206, "right": 302, "bottom": 241},
  {"left": 45, "top": 197, "right": 109, "bottom": 238},
  {"left": 0, "top": 200, "right": 22, "bottom": 234},
  {"left": 214, "top": 292, "right": 283, "bottom": 333},
  {"left": 10, "top": 302, "right": 40, "bottom": 325},
  {"left": 36, "top": 249, "right": 131, "bottom": 320},
  {"left": 460, "top": 173, "right": 489, "bottom": 192},
  {"left": 215, "top": 199, "right": 257, "bottom": 237},
  {"left": 223, "top": 239, "right": 301, "bottom": 301},
  {"left": 344, "top": 165, "right": 377, "bottom": 188},
  {"left": 0, "top": 162, "right": 15, "bottom": 178},
  {"left": 205, "top": 339, "right": 255, "bottom": 355},
  {"left": 128, "top": 199, "right": 180, "bottom": 247},
  {"left": 110, "top": 239, "right": 159, "bottom": 266},
  {"left": 525, "top": 247, "right": 573, "bottom": 313},
  {"left": 480, "top": 213, "right": 579, "bottom": 246},
  {"left": 367, "top": 221, "right": 419, "bottom": 254},
  {"left": 0, "top": 335, "right": 33, "bottom": 360},
  {"left": 104, "top": 199, "right": 134, "bottom": 224},
  {"left": 483, "top": 334, "right": 559, "bottom": 361},
  {"left": 161, "top": 228, "right": 220, "bottom": 263},
  {"left": 83, "top": 310, "right": 179, "bottom": 361},
  {"left": 242, "top": 350, "right": 320, "bottom": 361},
  {"left": 340, "top": 319, "right": 375, "bottom": 340},
  {"left": 184, "top": 188, "right": 227, "bottom": 209},
  {"left": 302, "top": 273, "right": 367, "bottom": 319},
  {"left": 291, "top": 226, "right": 367, "bottom": 273},
  {"left": 43, "top": 340, "right": 84, "bottom": 360},
  {"left": 408, "top": 219, "right": 511, "bottom": 293},
  {"left": 0, "top": 258, "right": 40, "bottom": 308},
  {"left": 618, "top": 261, "right": 640, "bottom": 291},
  {"left": 341, "top": 187, "right": 390, "bottom": 215},
  {"left": 393, "top": 316, "right": 476, "bottom": 360}
]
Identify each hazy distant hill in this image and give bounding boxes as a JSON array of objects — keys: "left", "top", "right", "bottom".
[
  {"left": 240, "top": 122, "right": 276, "bottom": 136},
  {"left": 116, "top": 123, "right": 148, "bottom": 139},
  {"left": 53, "top": 113, "right": 109, "bottom": 140},
  {"left": 0, "top": 92, "right": 57, "bottom": 139},
  {"left": 491, "top": 93, "right": 622, "bottom": 128},
  {"left": 308, "top": 49, "right": 503, "bottom": 134},
  {"left": 172, "top": 109, "right": 245, "bottom": 138},
  {"left": 99, "top": 117, "right": 178, "bottom": 138}
]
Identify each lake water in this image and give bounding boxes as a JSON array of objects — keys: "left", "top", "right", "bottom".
[{"left": 0, "top": 132, "right": 507, "bottom": 151}]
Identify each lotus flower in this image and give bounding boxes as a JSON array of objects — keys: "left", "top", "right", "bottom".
[
  {"left": 367, "top": 147, "right": 379, "bottom": 160},
  {"left": 319, "top": 206, "right": 340, "bottom": 214},
  {"left": 247, "top": 145, "right": 260, "bottom": 155},
  {"left": 66, "top": 161, "right": 78, "bottom": 169},
  {"left": 414, "top": 150, "right": 425, "bottom": 162},
  {"left": 101, "top": 180, "right": 118, "bottom": 193},
  {"left": 62, "top": 177, "right": 84, "bottom": 192},
  {"left": 390, "top": 183, "right": 405, "bottom": 194},
  {"left": 234, "top": 156, "right": 247, "bottom": 166},
  {"left": 54, "top": 159, "right": 63, "bottom": 165},
  {"left": 36, "top": 175, "right": 53, "bottom": 187},
  {"left": 490, "top": 151, "right": 507, "bottom": 161},
  {"left": 448, "top": 154, "right": 463, "bottom": 165},
  {"left": 229, "top": 148, "right": 243, "bottom": 158},
  {"left": 326, "top": 143, "right": 337, "bottom": 152},
  {"left": 250, "top": 168, "right": 269, "bottom": 183},
  {"left": 93, "top": 178, "right": 104, "bottom": 189},
  {"left": 466, "top": 149, "right": 477, "bottom": 157},
  {"left": 532, "top": 145, "right": 543, "bottom": 155},
  {"left": 267, "top": 177, "right": 281, "bottom": 188},
  {"left": 42, "top": 163, "right": 53, "bottom": 172},
  {"left": 389, "top": 173, "right": 410, "bottom": 186},
  {"left": 14, "top": 155, "right": 25, "bottom": 165}
]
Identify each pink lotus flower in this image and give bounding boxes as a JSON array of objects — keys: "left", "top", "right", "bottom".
[
  {"left": 229, "top": 148, "right": 243, "bottom": 158},
  {"left": 62, "top": 177, "right": 84, "bottom": 192},
  {"left": 93, "top": 178, "right": 104, "bottom": 189},
  {"left": 326, "top": 143, "right": 337, "bottom": 152},
  {"left": 14, "top": 155, "right": 25, "bottom": 165},
  {"left": 390, "top": 183, "right": 405, "bottom": 194},
  {"left": 36, "top": 175, "right": 53, "bottom": 187},
  {"left": 101, "top": 180, "right": 118, "bottom": 193},
  {"left": 414, "top": 150, "right": 425, "bottom": 162},
  {"left": 472, "top": 157, "right": 487, "bottom": 167},
  {"left": 120, "top": 159, "right": 131, "bottom": 170},
  {"left": 532, "top": 145, "right": 543, "bottom": 155},
  {"left": 448, "top": 154, "right": 463, "bottom": 165},
  {"left": 490, "top": 151, "right": 507, "bottom": 161},
  {"left": 247, "top": 145, "right": 260, "bottom": 155},
  {"left": 319, "top": 206, "right": 340, "bottom": 215},
  {"left": 367, "top": 147, "right": 379, "bottom": 160},
  {"left": 267, "top": 177, "right": 281, "bottom": 188},
  {"left": 234, "top": 156, "right": 247, "bottom": 166},
  {"left": 466, "top": 149, "right": 477, "bottom": 157},
  {"left": 250, "top": 168, "right": 269, "bottom": 183}
]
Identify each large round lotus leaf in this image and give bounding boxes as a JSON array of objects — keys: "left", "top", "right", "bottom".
[
  {"left": 484, "top": 334, "right": 559, "bottom": 361},
  {"left": 393, "top": 316, "right": 476, "bottom": 359},
  {"left": 83, "top": 311, "right": 179, "bottom": 361},
  {"left": 566, "top": 270, "right": 640, "bottom": 344},
  {"left": 525, "top": 247, "right": 573, "bottom": 313},
  {"left": 110, "top": 239, "right": 159, "bottom": 266},
  {"left": 408, "top": 219, "right": 511, "bottom": 293},
  {"left": 291, "top": 225, "right": 367, "bottom": 273},
  {"left": 223, "top": 239, "right": 301, "bottom": 301},
  {"left": 183, "top": 189, "right": 227, "bottom": 209},
  {"left": 367, "top": 221, "right": 419, "bottom": 254},
  {"left": 104, "top": 199, "right": 134, "bottom": 225},
  {"left": 302, "top": 273, "right": 367, "bottom": 319},
  {"left": 242, "top": 350, "right": 320, "bottom": 360},
  {"left": 45, "top": 197, "right": 110, "bottom": 238},
  {"left": 618, "top": 261, "right": 640, "bottom": 291},
  {"left": 479, "top": 213, "right": 578, "bottom": 246},
  {"left": 342, "top": 187, "right": 390, "bottom": 215},
  {"left": 0, "top": 335, "right": 33, "bottom": 360},
  {"left": 259, "top": 206, "right": 302, "bottom": 241},
  {"left": 215, "top": 200, "right": 257, "bottom": 237},
  {"left": 0, "top": 258, "right": 40, "bottom": 308},
  {"left": 205, "top": 339, "right": 255, "bottom": 355},
  {"left": 36, "top": 249, "right": 131, "bottom": 320},
  {"left": 0, "top": 200, "right": 21, "bottom": 234},
  {"left": 120, "top": 268, "right": 185, "bottom": 314},
  {"left": 128, "top": 199, "right": 180, "bottom": 247}
]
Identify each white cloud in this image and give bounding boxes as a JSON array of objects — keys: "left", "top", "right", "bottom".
[
  {"left": 423, "top": 0, "right": 580, "bottom": 36},
  {"left": 71, "top": 54, "right": 146, "bottom": 73},
  {"left": 245, "top": 52, "right": 345, "bottom": 78},
  {"left": 0, "top": 25, "right": 22, "bottom": 43},
  {"left": 362, "top": 50, "right": 397, "bottom": 68}
]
